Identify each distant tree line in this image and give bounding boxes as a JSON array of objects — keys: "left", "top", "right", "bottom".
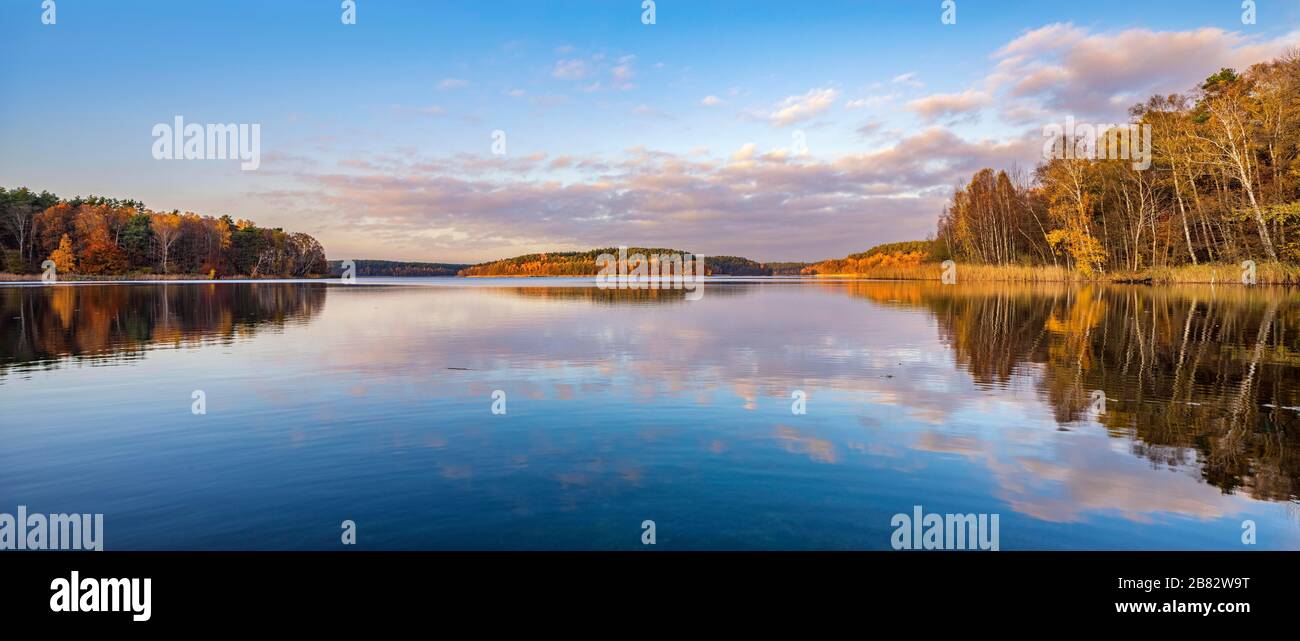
[
  {"left": 1, "top": 187, "right": 328, "bottom": 277},
  {"left": 802, "top": 240, "right": 940, "bottom": 275},
  {"left": 327, "top": 259, "right": 469, "bottom": 277},
  {"left": 459, "top": 248, "right": 772, "bottom": 276},
  {"left": 937, "top": 53, "right": 1300, "bottom": 274},
  {"left": 763, "top": 262, "right": 811, "bottom": 275}
]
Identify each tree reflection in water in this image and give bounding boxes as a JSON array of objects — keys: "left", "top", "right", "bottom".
[
  {"left": 0, "top": 283, "right": 327, "bottom": 374},
  {"left": 826, "top": 281, "right": 1300, "bottom": 502}
]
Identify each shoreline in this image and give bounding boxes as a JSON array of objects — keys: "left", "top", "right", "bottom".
[
  {"left": 5, "top": 262, "right": 1299, "bottom": 285},
  {"left": 0, "top": 273, "right": 331, "bottom": 283},
  {"left": 801, "top": 262, "right": 1300, "bottom": 285}
]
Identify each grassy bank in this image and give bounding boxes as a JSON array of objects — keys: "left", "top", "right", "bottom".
[
  {"left": 808, "top": 263, "right": 1075, "bottom": 282},
  {"left": 1114, "top": 262, "right": 1300, "bottom": 285},
  {"left": 809, "top": 262, "right": 1300, "bottom": 284}
]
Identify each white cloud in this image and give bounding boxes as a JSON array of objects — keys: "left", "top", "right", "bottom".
[
  {"left": 845, "top": 94, "right": 897, "bottom": 110},
  {"left": 611, "top": 55, "right": 637, "bottom": 91},
  {"left": 390, "top": 104, "right": 444, "bottom": 117},
  {"left": 892, "top": 72, "right": 924, "bottom": 88},
  {"left": 855, "top": 121, "right": 883, "bottom": 139},
  {"left": 287, "top": 127, "right": 1039, "bottom": 261},
  {"left": 553, "top": 53, "right": 637, "bottom": 91},
  {"left": 906, "top": 90, "right": 992, "bottom": 121},
  {"left": 769, "top": 87, "right": 840, "bottom": 126},
  {"left": 552, "top": 58, "right": 592, "bottom": 80},
  {"left": 732, "top": 143, "right": 758, "bottom": 161},
  {"left": 987, "top": 23, "right": 1300, "bottom": 120},
  {"left": 632, "top": 104, "right": 670, "bottom": 118}
]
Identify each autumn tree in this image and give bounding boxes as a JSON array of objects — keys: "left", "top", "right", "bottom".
[
  {"left": 939, "top": 51, "right": 1300, "bottom": 274},
  {"left": 287, "top": 232, "right": 327, "bottom": 276},
  {"left": 78, "top": 226, "right": 128, "bottom": 274},
  {"left": 4, "top": 187, "right": 330, "bottom": 277},
  {"left": 47, "top": 234, "right": 76, "bottom": 274},
  {"left": 150, "top": 212, "right": 182, "bottom": 273},
  {"left": 1193, "top": 68, "right": 1278, "bottom": 260},
  {"left": 33, "top": 202, "right": 75, "bottom": 260}
]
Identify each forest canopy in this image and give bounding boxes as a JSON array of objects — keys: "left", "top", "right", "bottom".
[{"left": 0, "top": 188, "right": 328, "bottom": 278}]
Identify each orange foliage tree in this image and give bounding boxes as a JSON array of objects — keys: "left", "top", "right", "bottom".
[{"left": 78, "top": 227, "right": 128, "bottom": 274}]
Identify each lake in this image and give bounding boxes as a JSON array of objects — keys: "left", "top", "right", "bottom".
[{"left": 2, "top": 278, "right": 1298, "bottom": 549}]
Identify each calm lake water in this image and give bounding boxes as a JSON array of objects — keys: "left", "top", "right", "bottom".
[{"left": 2, "top": 278, "right": 1298, "bottom": 550}]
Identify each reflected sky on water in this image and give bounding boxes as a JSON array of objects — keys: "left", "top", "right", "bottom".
[{"left": 2, "top": 279, "right": 1298, "bottom": 549}]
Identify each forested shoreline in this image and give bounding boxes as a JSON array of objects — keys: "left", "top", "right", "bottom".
[
  {"left": 0, "top": 188, "right": 328, "bottom": 279},
  {"left": 800, "top": 53, "right": 1300, "bottom": 283},
  {"left": 935, "top": 53, "right": 1300, "bottom": 277}
]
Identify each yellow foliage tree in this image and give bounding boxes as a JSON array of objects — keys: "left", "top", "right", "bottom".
[
  {"left": 1045, "top": 227, "right": 1106, "bottom": 276},
  {"left": 48, "top": 233, "right": 76, "bottom": 274},
  {"left": 150, "top": 212, "right": 182, "bottom": 273}
]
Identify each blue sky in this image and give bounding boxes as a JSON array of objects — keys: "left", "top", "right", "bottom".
[{"left": 2, "top": 1, "right": 1298, "bottom": 262}]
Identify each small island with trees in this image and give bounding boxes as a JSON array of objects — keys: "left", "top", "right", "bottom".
[{"left": 457, "top": 249, "right": 772, "bottom": 277}]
